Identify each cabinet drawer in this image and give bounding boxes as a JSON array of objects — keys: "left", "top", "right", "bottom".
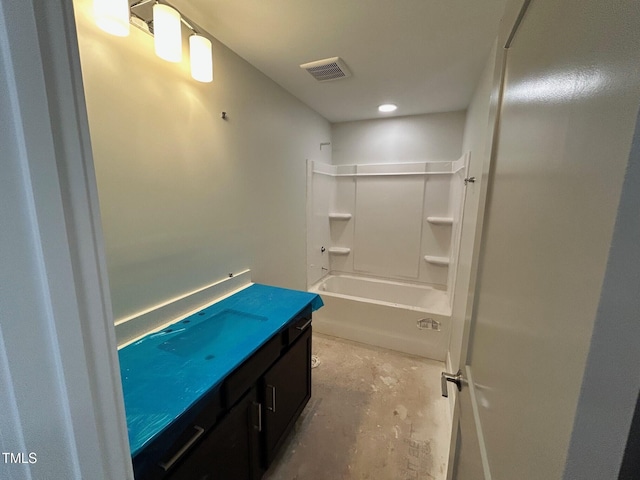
[
  {"left": 285, "top": 305, "right": 312, "bottom": 346},
  {"left": 133, "top": 388, "right": 224, "bottom": 480},
  {"left": 222, "top": 333, "right": 282, "bottom": 409}
]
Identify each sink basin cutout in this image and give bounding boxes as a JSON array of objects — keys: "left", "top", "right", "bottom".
[{"left": 157, "top": 309, "right": 267, "bottom": 357}]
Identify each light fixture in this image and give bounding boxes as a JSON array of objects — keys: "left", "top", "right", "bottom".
[
  {"left": 378, "top": 104, "right": 398, "bottom": 113},
  {"left": 94, "top": 0, "right": 130, "bottom": 37},
  {"left": 95, "top": 0, "right": 214, "bottom": 83},
  {"left": 189, "top": 35, "right": 213, "bottom": 83},
  {"left": 153, "top": 4, "right": 182, "bottom": 63}
]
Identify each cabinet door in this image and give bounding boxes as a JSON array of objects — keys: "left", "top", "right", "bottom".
[
  {"left": 262, "top": 326, "right": 312, "bottom": 465},
  {"left": 166, "top": 388, "right": 262, "bottom": 480}
]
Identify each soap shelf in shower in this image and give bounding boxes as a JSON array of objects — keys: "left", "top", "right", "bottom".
[
  {"left": 328, "top": 213, "right": 352, "bottom": 220},
  {"left": 426, "top": 216, "right": 453, "bottom": 225},
  {"left": 328, "top": 247, "right": 351, "bottom": 255},
  {"left": 423, "top": 255, "right": 450, "bottom": 266}
]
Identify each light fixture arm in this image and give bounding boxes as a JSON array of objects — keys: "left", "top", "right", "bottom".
[
  {"left": 129, "top": 0, "right": 153, "bottom": 9},
  {"left": 129, "top": 0, "right": 205, "bottom": 37},
  {"left": 179, "top": 15, "right": 197, "bottom": 34}
]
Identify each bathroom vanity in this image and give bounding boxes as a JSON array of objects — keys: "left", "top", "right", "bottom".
[{"left": 118, "top": 284, "right": 323, "bottom": 479}]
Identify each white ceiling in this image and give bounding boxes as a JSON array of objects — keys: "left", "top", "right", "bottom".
[{"left": 172, "top": 0, "right": 507, "bottom": 123}]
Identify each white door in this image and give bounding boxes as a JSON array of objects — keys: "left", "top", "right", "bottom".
[{"left": 447, "top": 0, "right": 640, "bottom": 478}]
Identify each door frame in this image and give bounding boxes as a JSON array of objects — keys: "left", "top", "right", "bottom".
[{"left": 0, "top": 0, "right": 132, "bottom": 478}]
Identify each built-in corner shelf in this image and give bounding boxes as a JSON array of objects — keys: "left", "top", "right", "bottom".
[
  {"left": 328, "top": 247, "right": 351, "bottom": 255},
  {"left": 328, "top": 213, "right": 352, "bottom": 220},
  {"left": 426, "top": 216, "right": 454, "bottom": 226},
  {"left": 424, "top": 255, "right": 450, "bottom": 266}
]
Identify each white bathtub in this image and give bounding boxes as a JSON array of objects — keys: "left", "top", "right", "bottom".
[{"left": 309, "top": 274, "right": 451, "bottom": 360}]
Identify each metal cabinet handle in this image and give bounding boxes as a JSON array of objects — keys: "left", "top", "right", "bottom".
[
  {"left": 441, "top": 370, "right": 462, "bottom": 398},
  {"left": 295, "top": 319, "right": 312, "bottom": 331},
  {"left": 267, "top": 385, "right": 277, "bottom": 413},
  {"left": 159, "top": 425, "right": 205, "bottom": 471}
]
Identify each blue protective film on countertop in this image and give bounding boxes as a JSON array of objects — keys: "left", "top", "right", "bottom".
[{"left": 118, "top": 283, "right": 323, "bottom": 457}]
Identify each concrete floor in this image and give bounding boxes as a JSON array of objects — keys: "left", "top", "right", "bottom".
[{"left": 264, "top": 333, "right": 451, "bottom": 480}]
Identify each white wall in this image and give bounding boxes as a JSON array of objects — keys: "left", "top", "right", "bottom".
[
  {"left": 73, "top": 0, "right": 331, "bottom": 333},
  {"left": 331, "top": 112, "right": 465, "bottom": 165}
]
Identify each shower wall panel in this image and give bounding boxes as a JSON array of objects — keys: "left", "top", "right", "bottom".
[
  {"left": 419, "top": 175, "right": 451, "bottom": 286},
  {"left": 353, "top": 176, "right": 425, "bottom": 278},
  {"left": 329, "top": 177, "right": 356, "bottom": 273},
  {"left": 446, "top": 155, "right": 469, "bottom": 301},
  {"left": 307, "top": 161, "right": 334, "bottom": 286},
  {"left": 308, "top": 159, "right": 466, "bottom": 291}
]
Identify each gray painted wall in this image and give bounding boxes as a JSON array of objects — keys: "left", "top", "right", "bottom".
[{"left": 331, "top": 112, "right": 465, "bottom": 165}]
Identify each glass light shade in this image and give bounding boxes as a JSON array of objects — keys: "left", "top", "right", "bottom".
[
  {"left": 94, "top": 0, "right": 130, "bottom": 37},
  {"left": 189, "top": 35, "right": 213, "bottom": 83},
  {"left": 153, "top": 4, "right": 182, "bottom": 63},
  {"left": 378, "top": 103, "right": 398, "bottom": 113}
]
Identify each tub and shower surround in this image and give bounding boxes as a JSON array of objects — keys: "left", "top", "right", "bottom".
[
  {"left": 306, "top": 157, "right": 468, "bottom": 360},
  {"left": 307, "top": 157, "right": 468, "bottom": 298}
]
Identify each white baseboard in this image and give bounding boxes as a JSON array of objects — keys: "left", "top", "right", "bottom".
[{"left": 115, "top": 269, "right": 252, "bottom": 347}]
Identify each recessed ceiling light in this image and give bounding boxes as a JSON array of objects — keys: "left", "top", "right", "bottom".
[{"left": 378, "top": 103, "right": 397, "bottom": 113}]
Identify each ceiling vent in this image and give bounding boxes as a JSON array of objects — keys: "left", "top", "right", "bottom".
[{"left": 300, "top": 57, "right": 351, "bottom": 82}]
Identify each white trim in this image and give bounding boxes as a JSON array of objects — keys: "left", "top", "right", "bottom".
[
  {"left": 309, "top": 159, "right": 464, "bottom": 178},
  {"left": 335, "top": 160, "right": 453, "bottom": 168},
  {"left": 116, "top": 270, "right": 252, "bottom": 347},
  {"left": 115, "top": 269, "right": 251, "bottom": 326},
  {"left": 312, "top": 170, "right": 462, "bottom": 177}
]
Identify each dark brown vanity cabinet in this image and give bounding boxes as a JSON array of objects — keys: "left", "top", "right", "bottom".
[
  {"left": 165, "top": 388, "right": 262, "bottom": 480},
  {"left": 262, "top": 326, "right": 312, "bottom": 464},
  {"left": 150, "top": 322, "right": 312, "bottom": 480}
]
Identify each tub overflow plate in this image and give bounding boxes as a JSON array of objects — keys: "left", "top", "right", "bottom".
[{"left": 417, "top": 318, "right": 440, "bottom": 331}]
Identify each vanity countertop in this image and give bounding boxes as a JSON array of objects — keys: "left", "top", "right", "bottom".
[{"left": 118, "top": 283, "right": 323, "bottom": 456}]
